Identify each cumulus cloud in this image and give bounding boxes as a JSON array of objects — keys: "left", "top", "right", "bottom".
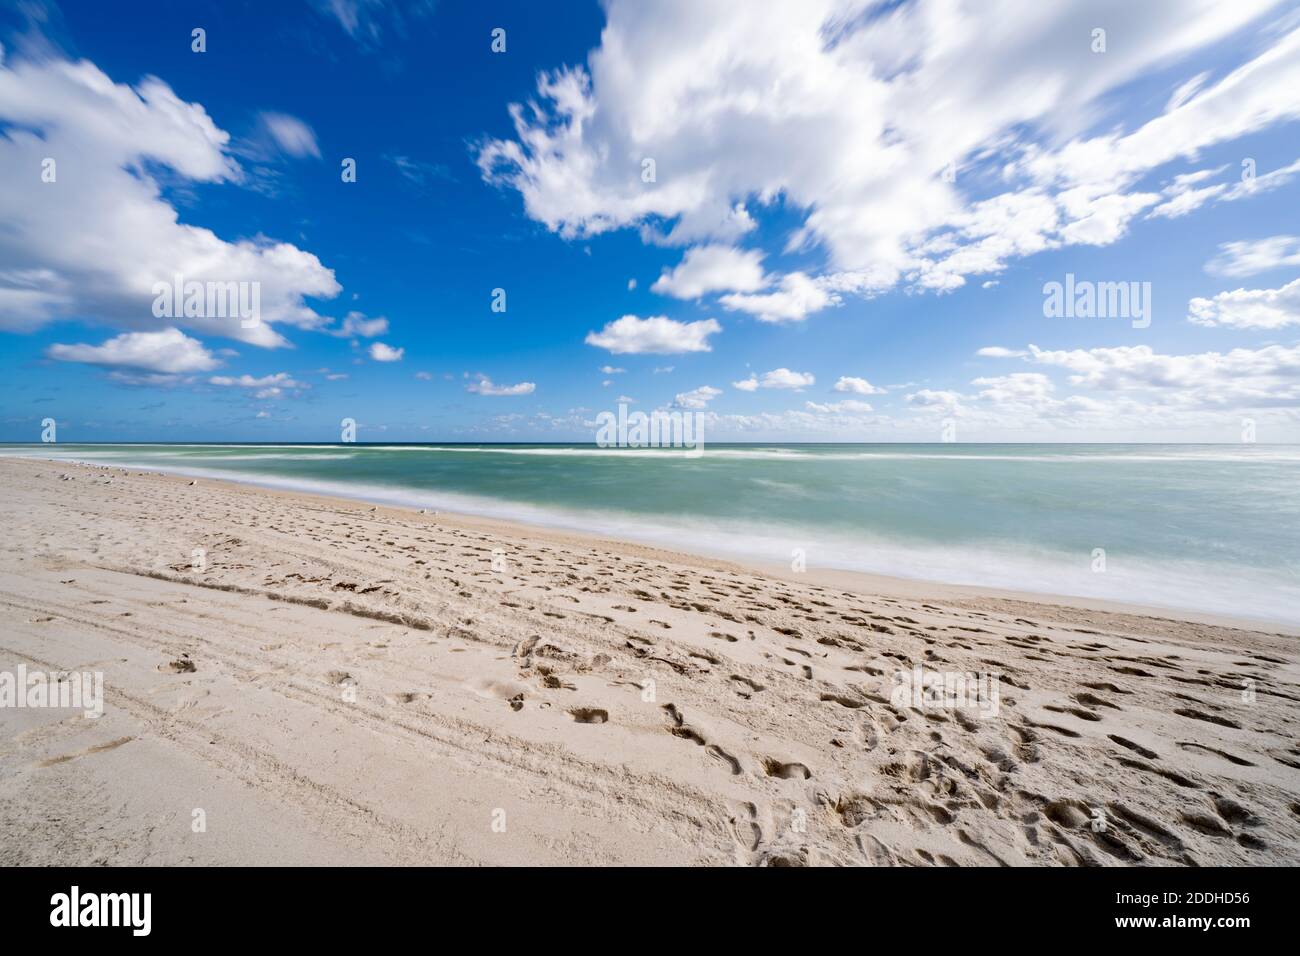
[
  {"left": 1188, "top": 278, "right": 1300, "bottom": 329},
  {"left": 1020, "top": 342, "right": 1300, "bottom": 407},
  {"left": 673, "top": 385, "right": 722, "bottom": 409},
  {"left": 971, "top": 372, "right": 1055, "bottom": 404},
  {"left": 467, "top": 375, "right": 536, "bottom": 396},
  {"left": 585, "top": 314, "right": 721, "bottom": 353},
  {"left": 833, "top": 375, "right": 885, "bottom": 395},
  {"left": 209, "top": 371, "right": 309, "bottom": 399},
  {"left": 0, "top": 53, "right": 341, "bottom": 348},
  {"left": 905, "top": 339, "right": 1300, "bottom": 437},
  {"left": 975, "top": 346, "right": 1029, "bottom": 359},
  {"left": 734, "top": 369, "right": 815, "bottom": 391},
  {"left": 368, "top": 342, "right": 404, "bottom": 361},
  {"left": 906, "top": 389, "right": 964, "bottom": 412},
  {"left": 651, "top": 245, "right": 766, "bottom": 299},
  {"left": 477, "top": 0, "right": 1289, "bottom": 307},
  {"left": 719, "top": 272, "right": 838, "bottom": 323},
  {"left": 47, "top": 328, "right": 220, "bottom": 374}
]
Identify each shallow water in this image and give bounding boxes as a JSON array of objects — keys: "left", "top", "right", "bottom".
[{"left": 8, "top": 442, "right": 1298, "bottom": 624}]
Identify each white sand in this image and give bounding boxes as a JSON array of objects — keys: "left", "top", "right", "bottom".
[{"left": 1, "top": 456, "right": 1297, "bottom": 865}]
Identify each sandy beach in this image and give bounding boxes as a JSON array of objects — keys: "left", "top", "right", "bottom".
[{"left": 1, "top": 455, "right": 1297, "bottom": 866}]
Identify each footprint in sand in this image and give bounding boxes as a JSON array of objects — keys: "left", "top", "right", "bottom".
[
  {"left": 390, "top": 691, "right": 430, "bottom": 705},
  {"left": 467, "top": 678, "right": 531, "bottom": 712},
  {"left": 728, "top": 675, "right": 765, "bottom": 698},
  {"left": 1176, "top": 741, "right": 1253, "bottom": 767},
  {"left": 729, "top": 802, "right": 763, "bottom": 852},
  {"left": 662, "top": 704, "right": 742, "bottom": 775},
  {"left": 159, "top": 656, "right": 196, "bottom": 674},
  {"left": 1109, "top": 734, "right": 1158, "bottom": 759},
  {"left": 761, "top": 757, "right": 812, "bottom": 780}
]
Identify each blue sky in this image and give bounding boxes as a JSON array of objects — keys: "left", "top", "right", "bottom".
[{"left": 2, "top": 0, "right": 1300, "bottom": 442}]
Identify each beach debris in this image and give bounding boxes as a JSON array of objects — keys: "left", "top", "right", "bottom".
[{"left": 188, "top": 480, "right": 198, "bottom": 486}]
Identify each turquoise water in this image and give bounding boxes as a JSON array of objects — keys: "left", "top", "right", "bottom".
[{"left": 6, "top": 443, "right": 1299, "bottom": 624}]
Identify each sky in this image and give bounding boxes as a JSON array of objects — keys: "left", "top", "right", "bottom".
[{"left": 2, "top": 0, "right": 1300, "bottom": 443}]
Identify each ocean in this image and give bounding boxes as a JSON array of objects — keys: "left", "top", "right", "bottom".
[{"left": 6, "top": 442, "right": 1298, "bottom": 624}]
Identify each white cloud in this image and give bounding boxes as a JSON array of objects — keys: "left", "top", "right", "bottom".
[
  {"left": 1148, "top": 181, "right": 1228, "bottom": 219},
  {"left": 976, "top": 346, "right": 1029, "bottom": 358},
  {"left": 210, "top": 372, "right": 304, "bottom": 388},
  {"left": 477, "top": 0, "right": 1289, "bottom": 308},
  {"left": 1020, "top": 23, "right": 1300, "bottom": 193},
  {"left": 1022, "top": 342, "right": 1300, "bottom": 406},
  {"left": 971, "top": 372, "right": 1055, "bottom": 404},
  {"left": 905, "top": 389, "right": 964, "bottom": 412},
  {"left": 47, "top": 328, "right": 219, "bottom": 374},
  {"left": 1188, "top": 278, "right": 1300, "bottom": 329},
  {"left": 734, "top": 368, "right": 815, "bottom": 391},
  {"left": 651, "top": 244, "right": 765, "bottom": 299},
  {"left": 673, "top": 385, "right": 722, "bottom": 409},
  {"left": 1166, "top": 72, "right": 1211, "bottom": 112},
  {"left": 209, "top": 371, "right": 309, "bottom": 399},
  {"left": 1205, "top": 236, "right": 1300, "bottom": 277},
  {"left": 368, "top": 342, "right": 404, "bottom": 361},
  {"left": 806, "top": 399, "right": 873, "bottom": 413},
  {"left": 764, "top": 368, "right": 814, "bottom": 390},
  {"left": 600, "top": 365, "right": 625, "bottom": 374},
  {"left": 719, "top": 272, "right": 838, "bottom": 323},
  {"left": 467, "top": 375, "right": 536, "bottom": 396},
  {"left": 0, "top": 54, "right": 341, "bottom": 347},
  {"left": 585, "top": 314, "right": 721, "bottom": 353},
  {"left": 310, "top": 0, "right": 434, "bottom": 48},
  {"left": 1148, "top": 158, "right": 1300, "bottom": 219},
  {"left": 259, "top": 112, "right": 321, "bottom": 159},
  {"left": 833, "top": 375, "right": 884, "bottom": 395},
  {"left": 386, "top": 154, "right": 452, "bottom": 187},
  {"left": 331, "top": 311, "right": 389, "bottom": 338}
]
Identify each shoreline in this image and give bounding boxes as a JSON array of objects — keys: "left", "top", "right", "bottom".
[
  {"left": 5, "top": 453, "right": 1295, "bottom": 636},
  {"left": 2, "top": 455, "right": 1297, "bottom": 866}
]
